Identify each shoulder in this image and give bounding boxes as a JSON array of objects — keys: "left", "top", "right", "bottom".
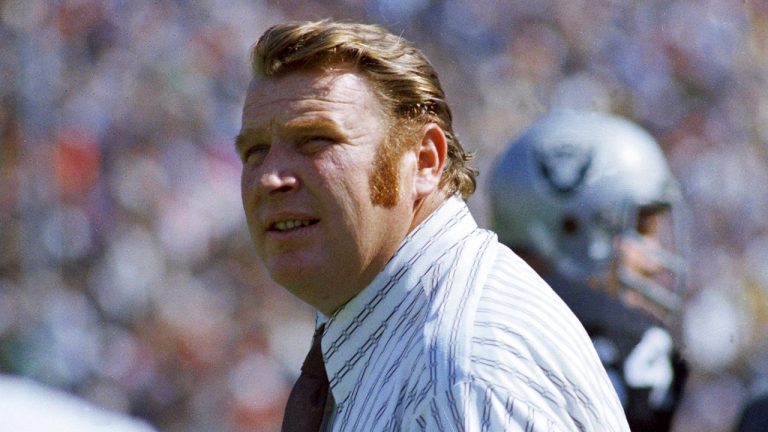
[
  {"left": 477, "top": 243, "right": 592, "bottom": 352},
  {"left": 544, "top": 271, "right": 659, "bottom": 341},
  {"left": 463, "top": 244, "right": 629, "bottom": 430},
  {"left": 540, "top": 265, "right": 688, "bottom": 430}
]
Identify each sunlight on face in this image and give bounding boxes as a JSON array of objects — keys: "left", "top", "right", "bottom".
[{"left": 237, "top": 68, "right": 419, "bottom": 314}]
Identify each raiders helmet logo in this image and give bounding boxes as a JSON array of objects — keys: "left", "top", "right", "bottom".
[{"left": 535, "top": 141, "right": 593, "bottom": 194}]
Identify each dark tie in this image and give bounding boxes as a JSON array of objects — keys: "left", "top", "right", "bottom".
[{"left": 282, "top": 324, "right": 329, "bottom": 432}]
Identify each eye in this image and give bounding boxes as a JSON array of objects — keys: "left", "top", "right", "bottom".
[
  {"left": 242, "top": 144, "right": 270, "bottom": 165},
  {"left": 307, "top": 135, "right": 337, "bottom": 144},
  {"left": 299, "top": 135, "right": 338, "bottom": 153}
]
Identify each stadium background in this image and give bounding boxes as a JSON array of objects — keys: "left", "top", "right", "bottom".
[{"left": 0, "top": 0, "right": 766, "bottom": 430}]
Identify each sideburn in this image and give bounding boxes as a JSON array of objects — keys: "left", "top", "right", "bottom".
[{"left": 369, "top": 131, "right": 411, "bottom": 208}]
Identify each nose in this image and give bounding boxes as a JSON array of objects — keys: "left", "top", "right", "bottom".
[
  {"left": 260, "top": 169, "right": 299, "bottom": 194},
  {"left": 247, "top": 146, "right": 300, "bottom": 196}
]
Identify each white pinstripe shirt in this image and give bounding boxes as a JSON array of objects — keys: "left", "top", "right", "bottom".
[{"left": 318, "top": 197, "right": 629, "bottom": 431}]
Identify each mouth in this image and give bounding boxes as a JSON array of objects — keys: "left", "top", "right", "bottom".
[{"left": 268, "top": 219, "right": 320, "bottom": 233}]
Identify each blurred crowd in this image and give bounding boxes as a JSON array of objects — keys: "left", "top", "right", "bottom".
[{"left": 0, "top": 0, "right": 766, "bottom": 431}]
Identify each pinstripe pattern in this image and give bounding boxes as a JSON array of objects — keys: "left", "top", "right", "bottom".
[{"left": 317, "top": 197, "right": 629, "bottom": 431}]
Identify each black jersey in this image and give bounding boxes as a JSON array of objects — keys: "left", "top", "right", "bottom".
[
  {"left": 737, "top": 392, "right": 768, "bottom": 432},
  {"left": 544, "top": 272, "right": 688, "bottom": 431}
]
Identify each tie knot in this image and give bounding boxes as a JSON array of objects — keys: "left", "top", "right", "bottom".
[{"left": 301, "top": 324, "right": 327, "bottom": 378}]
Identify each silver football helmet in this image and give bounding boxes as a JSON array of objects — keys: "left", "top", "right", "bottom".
[{"left": 489, "top": 110, "right": 687, "bottom": 320}]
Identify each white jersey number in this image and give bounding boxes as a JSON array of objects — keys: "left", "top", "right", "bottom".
[{"left": 623, "top": 326, "right": 674, "bottom": 408}]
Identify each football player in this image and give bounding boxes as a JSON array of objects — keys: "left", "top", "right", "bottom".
[{"left": 488, "top": 110, "right": 689, "bottom": 431}]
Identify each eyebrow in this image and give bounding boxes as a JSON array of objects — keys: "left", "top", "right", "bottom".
[
  {"left": 233, "top": 130, "right": 259, "bottom": 156},
  {"left": 234, "top": 117, "right": 344, "bottom": 153},
  {"left": 283, "top": 117, "right": 344, "bottom": 136}
]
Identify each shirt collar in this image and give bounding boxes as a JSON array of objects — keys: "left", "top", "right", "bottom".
[{"left": 318, "top": 195, "right": 477, "bottom": 405}]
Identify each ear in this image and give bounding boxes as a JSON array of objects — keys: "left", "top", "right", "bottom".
[{"left": 414, "top": 123, "right": 447, "bottom": 199}]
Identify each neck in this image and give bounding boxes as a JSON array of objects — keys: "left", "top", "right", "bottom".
[{"left": 409, "top": 190, "right": 450, "bottom": 232}]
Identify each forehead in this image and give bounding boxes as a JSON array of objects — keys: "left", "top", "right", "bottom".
[{"left": 241, "top": 68, "right": 386, "bottom": 131}]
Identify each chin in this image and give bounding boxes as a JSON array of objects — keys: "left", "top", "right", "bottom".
[
  {"left": 275, "top": 274, "right": 330, "bottom": 311},
  {"left": 270, "top": 261, "right": 355, "bottom": 312},
  {"left": 269, "top": 263, "right": 320, "bottom": 291}
]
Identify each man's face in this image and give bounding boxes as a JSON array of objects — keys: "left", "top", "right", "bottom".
[{"left": 237, "top": 68, "right": 418, "bottom": 315}]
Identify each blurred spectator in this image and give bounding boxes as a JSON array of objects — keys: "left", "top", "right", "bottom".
[
  {"left": 0, "top": 0, "right": 766, "bottom": 430},
  {"left": 0, "top": 374, "right": 156, "bottom": 432}
]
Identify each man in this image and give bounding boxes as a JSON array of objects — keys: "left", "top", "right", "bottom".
[
  {"left": 0, "top": 374, "right": 156, "bottom": 432},
  {"left": 488, "top": 110, "right": 689, "bottom": 431},
  {"left": 237, "top": 20, "right": 629, "bottom": 431}
]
